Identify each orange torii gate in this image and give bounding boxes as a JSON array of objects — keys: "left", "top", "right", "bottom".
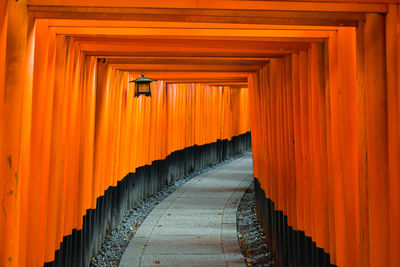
[{"left": 1, "top": 1, "right": 399, "bottom": 267}]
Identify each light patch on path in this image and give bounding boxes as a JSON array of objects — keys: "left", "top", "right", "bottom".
[{"left": 120, "top": 154, "right": 253, "bottom": 267}]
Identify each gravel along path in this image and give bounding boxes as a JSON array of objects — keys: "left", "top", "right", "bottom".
[
  {"left": 90, "top": 152, "right": 250, "bottom": 267},
  {"left": 237, "top": 182, "right": 274, "bottom": 267}
]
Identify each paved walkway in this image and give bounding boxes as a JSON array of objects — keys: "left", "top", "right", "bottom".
[{"left": 120, "top": 154, "right": 253, "bottom": 267}]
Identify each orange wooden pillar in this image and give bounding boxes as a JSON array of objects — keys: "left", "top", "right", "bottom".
[
  {"left": 0, "top": 0, "right": 8, "bottom": 261},
  {"left": 364, "top": 13, "right": 390, "bottom": 267},
  {"left": 284, "top": 55, "right": 297, "bottom": 244},
  {"left": 323, "top": 41, "right": 337, "bottom": 266},
  {"left": 0, "top": 1, "right": 34, "bottom": 266},
  {"left": 291, "top": 53, "right": 304, "bottom": 239},
  {"left": 24, "top": 19, "right": 54, "bottom": 266},
  {"left": 298, "top": 50, "right": 312, "bottom": 241},
  {"left": 309, "top": 42, "right": 330, "bottom": 256},
  {"left": 385, "top": 5, "right": 400, "bottom": 267},
  {"left": 339, "top": 27, "right": 359, "bottom": 267}
]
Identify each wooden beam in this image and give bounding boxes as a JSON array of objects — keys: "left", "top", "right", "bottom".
[
  {"left": 161, "top": 79, "right": 248, "bottom": 83},
  {"left": 29, "top": 8, "right": 364, "bottom": 26},
  {"left": 78, "top": 39, "right": 312, "bottom": 49},
  {"left": 51, "top": 27, "right": 333, "bottom": 39},
  {"left": 76, "top": 35, "right": 326, "bottom": 43},
  {"left": 76, "top": 37, "right": 312, "bottom": 50},
  {"left": 80, "top": 41, "right": 292, "bottom": 57},
  {"left": 127, "top": 71, "right": 250, "bottom": 77},
  {"left": 110, "top": 63, "right": 260, "bottom": 72},
  {"left": 126, "top": 71, "right": 249, "bottom": 82},
  {"left": 78, "top": 43, "right": 306, "bottom": 56},
  {"left": 201, "top": 82, "right": 248, "bottom": 86},
  {"left": 105, "top": 56, "right": 270, "bottom": 66},
  {"left": 26, "top": 0, "right": 387, "bottom": 13},
  {"left": 46, "top": 20, "right": 340, "bottom": 31}
]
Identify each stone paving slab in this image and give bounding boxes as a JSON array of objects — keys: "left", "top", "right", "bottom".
[{"left": 120, "top": 154, "right": 253, "bottom": 267}]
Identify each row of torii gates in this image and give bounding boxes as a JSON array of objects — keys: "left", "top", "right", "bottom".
[{"left": 1, "top": 1, "right": 399, "bottom": 266}]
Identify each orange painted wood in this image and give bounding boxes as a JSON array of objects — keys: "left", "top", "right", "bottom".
[
  {"left": 385, "top": 5, "right": 400, "bottom": 267},
  {"left": 337, "top": 27, "right": 359, "bottom": 267},
  {"left": 364, "top": 13, "right": 390, "bottom": 267},
  {"left": 323, "top": 37, "right": 336, "bottom": 260},
  {"left": 0, "top": 1, "right": 33, "bottom": 266},
  {"left": 0, "top": 22, "right": 250, "bottom": 265},
  {"left": 26, "top": 0, "right": 388, "bottom": 13},
  {"left": 2, "top": 1, "right": 400, "bottom": 267},
  {"left": 291, "top": 53, "right": 303, "bottom": 232},
  {"left": 310, "top": 42, "right": 329, "bottom": 251},
  {"left": 0, "top": 0, "right": 7, "bottom": 261}
]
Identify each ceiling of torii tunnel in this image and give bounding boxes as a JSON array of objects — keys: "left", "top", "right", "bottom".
[{"left": 25, "top": 0, "right": 369, "bottom": 83}]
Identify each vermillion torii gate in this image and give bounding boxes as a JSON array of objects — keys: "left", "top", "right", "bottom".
[{"left": 0, "top": 1, "right": 399, "bottom": 267}]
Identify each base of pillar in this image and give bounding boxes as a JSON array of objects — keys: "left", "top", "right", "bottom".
[{"left": 254, "top": 178, "right": 336, "bottom": 267}]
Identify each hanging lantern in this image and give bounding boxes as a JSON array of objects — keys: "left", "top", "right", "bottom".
[{"left": 129, "top": 73, "right": 157, "bottom": 97}]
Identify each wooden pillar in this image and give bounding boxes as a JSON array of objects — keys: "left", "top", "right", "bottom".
[
  {"left": 0, "top": 0, "right": 33, "bottom": 266},
  {"left": 263, "top": 64, "right": 271, "bottom": 198},
  {"left": 356, "top": 18, "right": 370, "bottom": 267},
  {"left": 323, "top": 36, "right": 336, "bottom": 262},
  {"left": 284, "top": 55, "right": 296, "bottom": 232},
  {"left": 291, "top": 53, "right": 304, "bottom": 233},
  {"left": 338, "top": 27, "right": 359, "bottom": 267},
  {"left": 25, "top": 19, "right": 54, "bottom": 266},
  {"left": 309, "top": 42, "right": 329, "bottom": 252},
  {"left": 298, "top": 51, "right": 311, "bottom": 237},
  {"left": 385, "top": 5, "right": 400, "bottom": 267},
  {"left": 0, "top": 0, "right": 7, "bottom": 260},
  {"left": 364, "top": 12, "right": 389, "bottom": 267},
  {"left": 93, "top": 57, "right": 108, "bottom": 208},
  {"left": 42, "top": 27, "right": 58, "bottom": 264},
  {"left": 328, "top": 30, "right": 346, "bottom": 267}
]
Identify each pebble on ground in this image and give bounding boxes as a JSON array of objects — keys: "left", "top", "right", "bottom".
[{"left": 237, "top": 182, "right": 274, "bottom": 267}]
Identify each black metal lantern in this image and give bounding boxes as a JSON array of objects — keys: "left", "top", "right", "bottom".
[{"left": 129, "top": 73, "right": 157, "bottom": 97}]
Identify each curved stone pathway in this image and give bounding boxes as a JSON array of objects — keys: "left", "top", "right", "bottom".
[{"left": 120, "top": 154, "right": 253, "bottom": 267}]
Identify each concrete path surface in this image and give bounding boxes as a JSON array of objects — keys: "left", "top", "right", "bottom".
[{"left": 120, "top": 154, "right": 253, "bottom": 267}]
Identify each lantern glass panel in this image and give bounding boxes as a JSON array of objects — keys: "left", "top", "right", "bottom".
[{"left": 137, "top": 83, "right": 150, "bottom": 94}]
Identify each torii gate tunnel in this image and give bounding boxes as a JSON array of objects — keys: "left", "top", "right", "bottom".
[{"left": 1, "top": 1, "right": 399, "bottom": 267}]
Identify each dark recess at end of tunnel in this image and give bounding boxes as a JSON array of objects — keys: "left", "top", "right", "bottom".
[
  {"left": 43, "top": 132, "right": 251, "bottom": 267},
  {"left": 254, "top": 178, "right": 337, "bottom": 267}
]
